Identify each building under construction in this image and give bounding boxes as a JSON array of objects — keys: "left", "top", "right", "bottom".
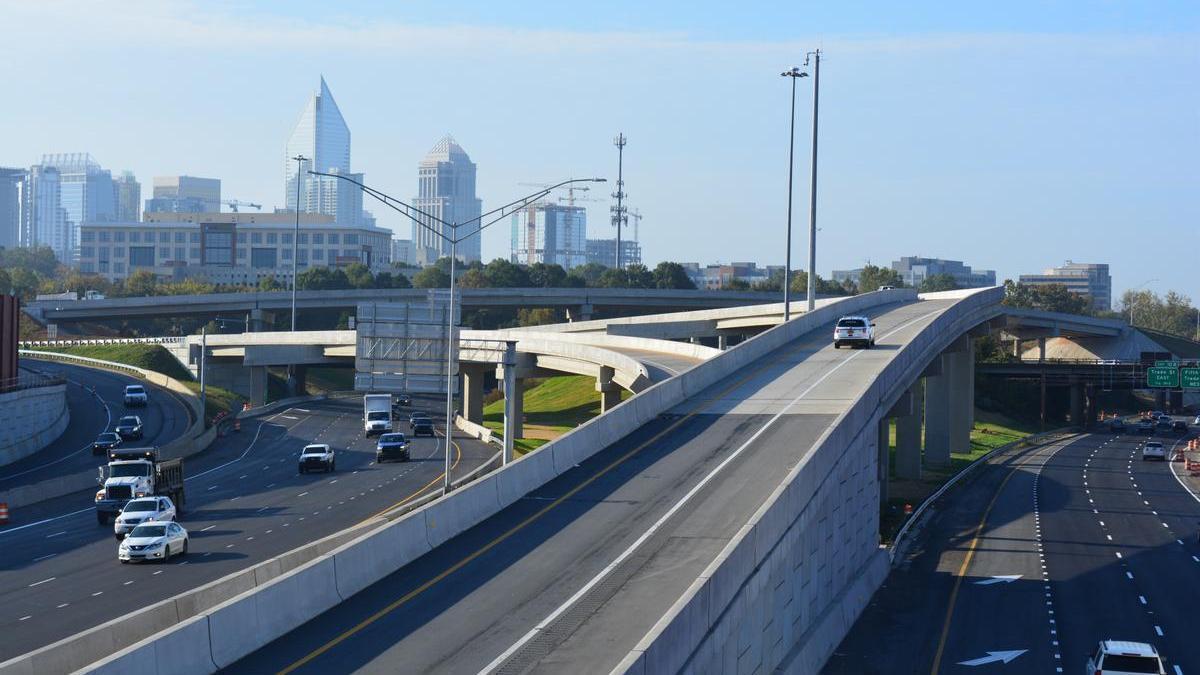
[{"left": 510, "top": 203, "right": 587, "bottom": 270}]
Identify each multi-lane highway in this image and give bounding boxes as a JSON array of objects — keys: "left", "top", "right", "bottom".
[
  {"left": 825, "top": 426, "right": 1200, "bottom": 674},
  {"left": 220, "top": 298, "right": 959, "bottom": 674},
  {"left": 1, "top": 360, "right": 190, "bottom": 489},
  {"left": 0, "top": 395, "right": 495, "bottom": 662}
]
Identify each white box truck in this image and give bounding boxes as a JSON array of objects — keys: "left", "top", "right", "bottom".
[{"left": 363, "top": 394, "right": 393, "bottom": 436}]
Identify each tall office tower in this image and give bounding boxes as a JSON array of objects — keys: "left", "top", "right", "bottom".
[
  {"left": 510, "top": 203, "right": 587, "bottom": 269},
  {"left": 0, "top": 168, "right": 25, "bottom": 249},
  {"left": 412, "top": 136, "right": 482, "bottom": 264},
  {"left": 114, "top": 171, "right": 141, "bottom": 222},
  {"left": 22, "top": 165, "right": 65, "bottom": 256},
  {"left": 146, "top": 175, "right": 222, "bottom": 213},
  {"left": 283, "top": 77, "right": 363, "bottom": 225},
  {"left": 38, "top": 153, "right": 115, "bottom": 263}
]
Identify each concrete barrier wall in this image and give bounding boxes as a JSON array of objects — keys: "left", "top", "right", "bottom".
[
  {"left": 2, "top": 352, "right": 209, "bottom": 510},
  {"left": 0, "top": 383, "right": 69, "bottom": 467},
  {"left": 616, "top": 286, "right": 1004, "bottom": 674},
  {"left": 39, "top": 290, "right": 917, "bottom": 674}
]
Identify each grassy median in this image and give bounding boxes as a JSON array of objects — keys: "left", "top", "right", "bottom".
[{"left": 482, "top": 375, "right": 630, "bottom": 457}]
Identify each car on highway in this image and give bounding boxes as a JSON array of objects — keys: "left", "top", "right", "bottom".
[
  {"left": 114, "top": 496, "right": 176, "bottom": 539},
  {"left": 1194, "top": 414, "right": 1200, "bottom": 425},
  {"left": 878, "top": 285, "right": 895, "bottom": 291},
  {"left": 376, "top": 433, "right": 410, "bottom": 463},
  {"left": 410, "top": 411, "right": 432, "bottom": 430},
  {"left": 1171, "top": 420, "right": 1187, "bottom": 433},
  {"left": 1155, "top": 418, "right": 1174, "bottom": 435},
  {"left": 392, "top": 393, "right": 412, "bottom": 409},
  {"left": 118, "top": 521, "right": 189, "bottom": 563},
  {"left": 1142, "top": 441, "right": 1166, "bottom": 461},
  {"left": 411, "top": 417, "right": 435, "bottom": 437},
  {"left": 1136, "top": 420, "right": 1155, "bottom": 435},
  {"left": 832, "top": 316, "right": 875, "bottom": 349},
  {"left": 1107, "top": 418, "right": 1126, "bottom": 433},
  {"left": 1084, "top": 640, "right": 1166, "bottom": 674},
  {"left": 298, "top": 443, "right": 335, "bottom": 473},
  {"left": 93, "top": 431, "right": 123, "bottom": 455},
  {"left": 123, "top": 384, "right": 148, "bottom": 407},
  {"left": 114, "top": 415, "right": 144, "bottom": 440}
]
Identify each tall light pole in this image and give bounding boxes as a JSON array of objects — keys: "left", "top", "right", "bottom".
[
  {"left": 1128, "top": 278, "right": 1158, "bottom": 327},
  {"left": 780, "top": 67, "right": 808, "bottom": 321},
  {"left": 290, "top": 155, "right": 307, "bottom": 331},
  {"left": 804, "top": 49, "right": 821, "bottom": 312},
  {"left": 309, "top": 171, "right": 605, "bottom": 493}
]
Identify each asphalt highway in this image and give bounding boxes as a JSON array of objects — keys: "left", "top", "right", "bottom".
[
  {"left": 228, "top": 298, "right": 960, "bottom": 674},
  {"left": 825, "top": 426, "right": 1200, "bottom": 674},
  {"left": 0, "top": 359, "right": 190, "bottom": 486},
  {"left": 0, "top": 395, "right": 495, "bottom": 662}
]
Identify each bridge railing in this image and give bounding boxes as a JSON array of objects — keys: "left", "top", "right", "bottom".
[
  {"left": 18, "top": 336, "right": 186, "bottom": 348},
  {"left": 0, "top": 372, "right": 66, "bottom": 394}
]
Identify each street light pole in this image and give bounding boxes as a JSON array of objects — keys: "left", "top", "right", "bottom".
[
  {"left": 307, "top": 171, "right": 604, "bottom": 494},
  {"left": 805, "top": 49, "right": 821, "bottom": 312},
  {"left": 290, "top": 155, "right": 307, "bottom": 332},
  {"left": 780, "top": 67, "right": 807, "bottom": 321}
]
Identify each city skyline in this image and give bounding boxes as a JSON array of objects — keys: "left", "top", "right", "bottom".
[{"left": 0, "top": 1, "right": 1194, "bottom": 300}]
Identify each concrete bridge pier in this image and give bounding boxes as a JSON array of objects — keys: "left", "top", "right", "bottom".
[
  {"left": 923, "top": 355, "right": 951, "bottom": 467},
  {"left": 596, "top": 365, "right": 621, "bottom": 413},
  {"left": 249, "top": 366, "right": 267, "bottom": 407},
  {"left": 292, "top": 365, "right": 308, "bottom": 397},
  {"left": 461, "top": 363, "right": 489, "bottom": 425},
  {"left": 717, "top": 334, "right": 728, "bottom": 350},
  {"left": 567, "top": 304, "right": 593, "bottom": 322},
  {"left": 894, "top": 382, "right": 924, "bottom": 480},
  {"left": 246, "top": 308, "right": 273, "bottom": 332},
  {"left": 1069, "top": 379, "right": 1084, "bottom": 427},
  {"left": 947, "top": 337, "right": 973, "bottom": 454},
  {"left": 877, "top": 416, "right": 890, "bottom": 506},
  {"left": 496, "top": 364, "right": 529, "bottom": 440}
]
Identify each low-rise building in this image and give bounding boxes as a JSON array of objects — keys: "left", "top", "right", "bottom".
[
  {"left": 586, "top": 238, "right": 642, "bottom": 268},
  {"left": 1019, "top": 261, "right": 1111, "bottom": 312},
  {"left": 78, "top": 212, "right": 391, "bottom": 284},
  {"left": 682, "top": 261, "right": 783, "bottom": 290},
  {"left": 890, "top": 256, "right": 996, "bottom": 289}
]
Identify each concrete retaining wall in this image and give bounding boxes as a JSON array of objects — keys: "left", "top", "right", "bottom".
[
  {"left": 615, "top": 286, "right": 1004, "bottom": 674},
  {"left": 28, "top": 289, "right": 917, "bottom": 674},
  {"left": 1, "top": 352, "right": 209, "bottom": 510},
  {"left": 0, "top": 383, "right": 69, "bottom": 467}
]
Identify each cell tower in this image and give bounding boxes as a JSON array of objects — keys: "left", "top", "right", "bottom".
[{"left": 610, "top": 133, "right": 628, "bottom": 268}]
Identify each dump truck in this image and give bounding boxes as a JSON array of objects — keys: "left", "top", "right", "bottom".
[{"left": 95, "top": 447, "right": 185, "bottom": 525}]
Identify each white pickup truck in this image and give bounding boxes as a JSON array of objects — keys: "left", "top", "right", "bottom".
[{"left": 124, "top": 384, "right": 148, "bottom": 407}]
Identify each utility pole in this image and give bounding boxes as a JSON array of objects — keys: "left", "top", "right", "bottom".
[
  {"left": 290, "top": 155, "right": 307, "bottom": 331},
  {"left": 805, "top": 49, "right": 821, "bottom": 312},
  {"left": 612, "top": 133, "right": 627, "bottom": 269},
  {"left": 781, "top": 66, "right": 807, "bottom": 321}
]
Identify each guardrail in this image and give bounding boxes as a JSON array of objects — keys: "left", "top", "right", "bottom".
[
  {"left": 49, "top": 289, "right": 914, "bottom": 674},
  {"left": 19, "top": 336, "right": 186, "bottom": 348}
]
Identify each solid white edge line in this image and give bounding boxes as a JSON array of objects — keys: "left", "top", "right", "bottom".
[
  {"left": 478, "top": 307, "right": 942, "bottom": 674},
  {"left": 1166, "top": 436, "right": 1200, "bottom": 506}
]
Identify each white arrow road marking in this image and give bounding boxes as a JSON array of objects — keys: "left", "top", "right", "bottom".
[
  {"left": 973, "top": 575, "right": 1022, "bottom": 585},
  {"left": 958, "top": 650, "right": 1027, "bottom": 666}
]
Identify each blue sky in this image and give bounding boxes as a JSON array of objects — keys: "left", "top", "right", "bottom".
[{"left": 1, "top": 1, "right": 1196, "bottom": 300}]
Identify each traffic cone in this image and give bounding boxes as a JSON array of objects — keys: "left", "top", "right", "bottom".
[
  {"left": 234, "top": 419, "right": 241, "bottom": 433},
  {"left": 0, "top": 502, "right": 8, "bottom": 525},
  {"left": 903, "top": 503, "right": 914, "bottom": 516}
]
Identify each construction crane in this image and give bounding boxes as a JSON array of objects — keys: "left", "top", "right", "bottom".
[
  {"left": 223, "top": 200, "right": 262, "bottom": 213},
  {"left": 628, "top": 208, "right": 643, "bottom": 244},
  {"left": 514, "top": 182, "right": 594, "bottom": 267}
]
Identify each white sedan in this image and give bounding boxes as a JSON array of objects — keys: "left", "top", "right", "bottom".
[
  {"left": 118, "top": 521, "right": 189, "bottom": 563},
  {"left": 114, "top": 496, "right": 177, "bottom": 539}
]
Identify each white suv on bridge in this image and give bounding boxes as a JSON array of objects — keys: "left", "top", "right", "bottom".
[{"left": 833, "top": 316, "right": 875, "bottom": 349}]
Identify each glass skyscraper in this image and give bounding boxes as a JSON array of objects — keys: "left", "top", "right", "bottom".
[
  {"left": 284, "top": 77, "right": 361, "bottom": 226},
  {"left": 25, "top": 154, "right": 115, "bottom": 262},
  {"left": 413, "top": 136, "right": 483, "bottom": 264},
  {"left": 511, "top": 203, "right": 587, "bottom": 269}
]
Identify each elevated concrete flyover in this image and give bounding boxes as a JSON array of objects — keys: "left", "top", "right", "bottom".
[{"left": 22, "top": 287, "right": 779, "bottom": 328}]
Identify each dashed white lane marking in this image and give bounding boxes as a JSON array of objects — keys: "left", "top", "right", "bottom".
[
  {"left": 45, "top": 531, "right": 67, "bottom": 538},
  {"left": 1155, "top": 625, "right": 1164, "bottom": 636},
  {"left": 28, "top": 577, "right": 55, "bottom": 587},
  {"left": 200, "top": 525, "right": 215, "bottom": 532},
  {"left": 92, "top": 591, "right": 103, "bottom": 596},
  {"left": 1139, "top": 595, "right": 1148, "bottom": 605},
  {"left": 56, "top": 603, "right": 68, "bottom": 609},
  {"left": 18, "top": 616, "right": 31, "bottom": 621},
  {"left": 152, "top": 570, "right": 163, "bottom": 576},
  {"left": 32, "top": 553, "right": 57, "bottom": 562},
  {"left": 296, "top": 491, "right": 309, "bottom": 497},
  {"left": 124, "top": 580, "right": 134, "bottom": 586}
]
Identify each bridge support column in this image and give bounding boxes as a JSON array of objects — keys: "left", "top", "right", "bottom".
[
  {"left": 567, "top": 304, "right": 593, "bottom": 322},
  {"left": 877, "top": 416, "right": 890, "bottom": 506},
  {"left": 1084, "top": 384, "right": 1097, "bottom": 429},
  {"left": 718, "top": 334, "right": 728, "bottom": 350},
  {"left": 503, "top": 376, "right": 524, "bottom": 440},
  {"left": 249, "top": 366, "right": 267, "bottom": 407},
  {"left": 924, "top": 358, "right": 951, "bottom": 467},
  {"left": 596, "top": 365, "right": 621, "bottom": 413},
  {"left": 895, "top": 382, "right": 923, "bottom": 480},
  {"left": 1070, "top": 380, "right": 1084, "bottom": 427},
  {"left": 292, "top": 365, "right": 307, "bottom": 397},
  {"left": 247, "top": 309, "right": 272, "bottom": 332},
  {"left": 461, "top": 363, "right": 488, "bottom": 425},
  {"left": 948, "top": 338, "right": 973, "bottom": 454}
]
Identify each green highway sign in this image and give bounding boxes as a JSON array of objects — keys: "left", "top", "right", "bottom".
[
  {"left": 1154, "top": 360, "right": 1179, "bottom": 368},
  {"left": 1182, "top": 368, "right": 1200, "bottom": 389},
  {"left": 1147, "top": 367, "right": 1179, "bottom": 388}
]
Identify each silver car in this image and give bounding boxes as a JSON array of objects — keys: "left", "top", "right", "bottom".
[
  {"left": 118, "top": 521, "right": 189, "bottom": 563},
  {"left": 114, "top": 496, "right": 176, "bottom": 539}
]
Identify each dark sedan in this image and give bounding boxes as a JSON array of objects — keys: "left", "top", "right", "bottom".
[
  {"left": 93, "top": 432, "right": 123, "bottom": 455},
  {"left": 1137, "top": 420, "right": 1155, "bottom": 435},
  {"left": 411, "top": 419, "right": 435, "bottom": 437},
  {"left": 1172, "top": 420, "right": 1188, "bottom": 433},
  {"left": 376, "top": 433, "right": 410, "bottom": 463}
]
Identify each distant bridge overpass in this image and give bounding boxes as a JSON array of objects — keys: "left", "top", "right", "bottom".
[{"left": 22, "top": 287, "right": 783, "bottom": 327}]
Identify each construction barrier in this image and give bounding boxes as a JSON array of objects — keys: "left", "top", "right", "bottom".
[
  {"left": 0, "top": 502, "right": 8, "bottom": 525},
  {"left": 1187, "top": 459, "right": 1200, "bottom": 476}
]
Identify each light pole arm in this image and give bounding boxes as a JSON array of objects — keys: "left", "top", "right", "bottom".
[{"left": 308, "top": 170, "right": 452, "bottom": 231}]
